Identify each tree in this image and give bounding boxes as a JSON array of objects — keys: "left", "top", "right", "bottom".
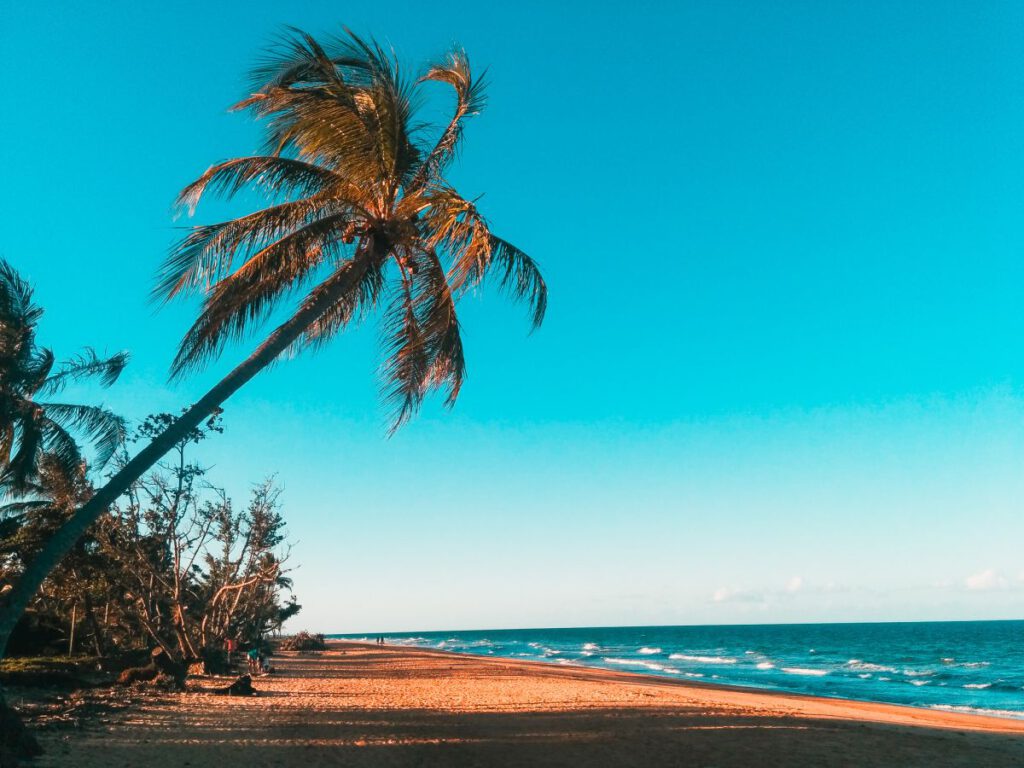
[
  {"left": 96, "top": 415, "right": 296, "bottom": 664},
  {"left": 0, "top": 260, "right": 127, "bottom": 493},
  {"left": 0, "top": 27, "right": 546, "bottom": 657},
  {"left": 95, "top": 411, "right": 228, "bottom": 661},
  {"left": 0, "top": 458, "right": 113, "bottom": 657}
]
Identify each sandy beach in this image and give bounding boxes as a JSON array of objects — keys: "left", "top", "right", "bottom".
[{"left": 27, "top": 641, "right": 1024, "bottom": 767}]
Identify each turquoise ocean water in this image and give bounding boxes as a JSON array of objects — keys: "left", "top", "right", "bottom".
[{"left": 332, "top": 620, "right": 1024, "bottom": 719}]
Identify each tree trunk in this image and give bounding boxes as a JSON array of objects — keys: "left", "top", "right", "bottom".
[
  {"left": 0, "top": 258, "right": 371, "bottom": 659},
  {"left": 67, "top": 603, "right": 77, "bottom": 658},
  {"left": 83, "top": 592, "right": 106, "bottom": 657}
]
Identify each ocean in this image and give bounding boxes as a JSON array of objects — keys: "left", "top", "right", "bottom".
[{"left": 332, "top": 620, "right": 1024, "bottom": 719}]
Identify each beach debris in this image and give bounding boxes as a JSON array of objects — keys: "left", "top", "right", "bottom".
[
  {"left": 115, "top": 666, "right": 158, "bottom": 686},
  {"left": 116, "top": 648, "right": 186, "bottom": 690},
  {"left": 212, "top": 675, "right": 255, "bottom": 697}
]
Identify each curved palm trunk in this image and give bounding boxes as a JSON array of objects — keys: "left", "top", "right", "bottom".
[{"left": 0, "top": 264, "right": 366, "bottom": 659}]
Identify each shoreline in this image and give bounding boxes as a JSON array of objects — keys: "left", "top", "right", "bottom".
[
  {"left": 31, "top": 642, "right": 1024, "bottom": 767},
  {"left": 346, "top": 643, "right": 1024, "bottom": 729},
  {"left": 336, "top": 640, "right": 1024, "bottom": 734}
]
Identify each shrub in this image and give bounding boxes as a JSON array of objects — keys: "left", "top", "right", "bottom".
[{"left": 278, "top": 632, "right": 326, "bottom": 651}]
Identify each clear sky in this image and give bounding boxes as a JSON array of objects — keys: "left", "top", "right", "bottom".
[{"left": 2, "top": 1, "right": 1023, "bottom": 632}]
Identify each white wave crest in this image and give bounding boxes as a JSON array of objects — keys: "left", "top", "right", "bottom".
[
  {"left": 602, "top": 657, "right": 676, "bottom": 674},
  {"left": 756, "top": 662, "right": 775, "bottom": 670},
  {"left": 964, "top": 683, "right": 991, "bottom": 689},
  {"left": 638, "top": 647, "right": 662, "bottom": 655},
  {"left": 846, "top": 659, "right": 896, "bottom": 673},
  {"left": 668, "top": 654, "right": 737, "bottom": 664},
  {"left": 931, "top": 705, "right": 1024, "bottom": 720},
  {"left": 782, "top": 667, "right": 827, "bottom": 677}
]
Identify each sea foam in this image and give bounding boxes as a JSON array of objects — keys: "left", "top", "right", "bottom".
[{"left": 669, "top": 654, "right": 737, "bottom": 664}]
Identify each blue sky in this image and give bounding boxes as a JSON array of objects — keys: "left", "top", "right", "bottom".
[{"left": 2, "top": 1, "right": 1023, "bottom": 631}]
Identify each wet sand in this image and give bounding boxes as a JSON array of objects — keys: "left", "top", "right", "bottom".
[{"left": 34, "top": 642, "right": 1024, "bottom": 767}]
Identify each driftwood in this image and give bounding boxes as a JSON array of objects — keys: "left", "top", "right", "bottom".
[
  {"left": 116, "top": 648, "right": 187, "bottom": 689},
  {"left": 116, "top": 665, "right": 158, "bottom": 686},
  {"left": 212, "top": 674, "right": 255, "bottom": 696}
]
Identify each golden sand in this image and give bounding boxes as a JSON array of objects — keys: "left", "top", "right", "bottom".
[{"left": 35, "top": 642, "right": 1024, "bottom": 767}]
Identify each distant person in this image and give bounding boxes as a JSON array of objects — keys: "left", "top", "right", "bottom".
[
  {"left": 247, "top": 646, "right": 260, "bottom": 674},
  {"left": 225, "top": 636, "right": 237, "bottom": 665}
]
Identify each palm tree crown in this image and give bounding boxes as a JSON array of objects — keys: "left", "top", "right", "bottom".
[
  {"left": 161, "top": 28, "right": 547, "bottom": 430},
  {"left": 0, "top": 260, "right": 128, "bottom": 492}
]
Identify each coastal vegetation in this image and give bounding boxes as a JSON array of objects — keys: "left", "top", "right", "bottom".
[
  {"left": 0, "top": 395, "right": 299, "bottom": 668},
  {"left": 0, "top": 27, "right": 546, "bottom": 662},
  {"left": 278, "top": 631, "right": 327, "bottom": 652}
]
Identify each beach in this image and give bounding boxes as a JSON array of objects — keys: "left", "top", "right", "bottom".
[{"left": 30, "top": 641, "right": 1024, "bottom": 767}]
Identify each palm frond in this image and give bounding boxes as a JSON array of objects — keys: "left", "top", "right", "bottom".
[
  {"left": 380, "top": 273, "right": 429, "bottom": 430},
  {"left": 239, "top": 29, "right": 419, "bottom": 196},
  {"left": 380, "top": 249, "right": 465, "bottom": 432},
  {"left": 174, "top": 156, "right": 342, "bottom": 216},
  {"left": 483, "top": 236, "right": 547, "bottom": 329},
  {"left": 418, "top": 184, "right": 493, "bottom": 288},
  {"left": 242, "top": 86, "right": 381, "bottom": 184},
  {"left": 41, "top": 403, "right": 127, "bottom": 469},
  {"left": 169, "top": 214, "right": 356, "bottom": 377},
  {"left": 0, "top": 259, "right": 43, "bottom": 376},
  {"left": 289, "top": 258, "right": 385, "bottom": 353},
  {"left": 0, "top": 258, "right": 41, "bottom": 328},
  {"left": 19, "top": 347, "right": 55, "bottom": 396},
  {"left": 408, "top": 50, "right": 486, "bottom": 189},
  {"left": 248, "top": 26, "right": 368, "bottom": 92},
  {"left": 0, "top": 499, "right": 47, "bottom": 517},
  {"left": 159, "top": 195, "right": 359, "bottom": 300},
  {"left": 2, "top": 411, "right": 43, "bottom": 493},
  {"left": 416, "top": 250, "right": 465, "bottom": 406},
  {"left": 37, "top": 417, "right": 83, "bottom": 479},
  {"left": 39, "top": 348, "right": 129, "bottom": 394}
]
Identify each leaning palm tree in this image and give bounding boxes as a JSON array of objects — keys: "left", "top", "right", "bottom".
[
  {"left": 0, "top": 259, "right": 128, "bottom": 493},
  {"left": 0, "top": 28, "right": 545, "bottom": 656}
]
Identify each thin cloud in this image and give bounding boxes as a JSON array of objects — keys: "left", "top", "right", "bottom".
[{"left": 965, "top": 568, "right": 1008, "bottom": 591}]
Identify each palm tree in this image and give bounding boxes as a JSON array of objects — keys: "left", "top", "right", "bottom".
[
  {"left": 0, "top": 28, "right": 546, "bottom": 656},
  {"left": 0, "top": 259, "right": 128, "bottom": 493}
]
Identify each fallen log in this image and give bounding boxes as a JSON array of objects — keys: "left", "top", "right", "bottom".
[{"left": 211, "top": 674, "right": 255, "bottom": 696}]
